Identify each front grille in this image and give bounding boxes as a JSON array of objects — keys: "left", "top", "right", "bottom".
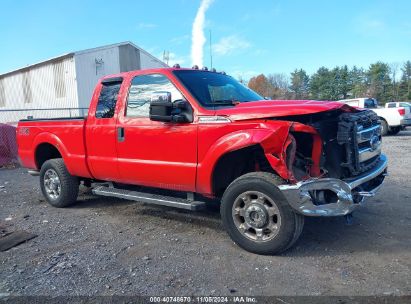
[
  {"left": 357, "top": 113, "right": 377, "bottom": 129},
  {"left": 337, "top": 110, "right": 381, "bottom": 176}
]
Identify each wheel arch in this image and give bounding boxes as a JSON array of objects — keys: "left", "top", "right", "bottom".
[
  {"left": 211, "top": 144, "right": 276, "bottom": 198},
  {"left": 378, "top": 116, "right": 388, "bottom": 123},
  {"left": 35, "top": 143, "right": 62, "bottom": 169},
  {"left": 196, "top": 125, "right": 293, "bottom": 196},
  {"left": 33, "top": 132, "right": 69, "bottom": 170}
]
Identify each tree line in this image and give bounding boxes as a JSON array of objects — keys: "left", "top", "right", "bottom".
[{"left": 247, "top": 61, "right": 411, "bottom": 104}]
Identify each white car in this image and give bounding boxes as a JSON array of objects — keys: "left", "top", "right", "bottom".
[{"left": 338, "top": 98, "right": 411, "bottom": 135}]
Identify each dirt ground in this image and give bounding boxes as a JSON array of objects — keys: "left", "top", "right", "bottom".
[{"left": 0, "top": 131, "right": 410, "bottom": 297}]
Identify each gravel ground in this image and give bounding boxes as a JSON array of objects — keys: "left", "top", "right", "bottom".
[{"left": 0, "top": 131, "right": 410, "bottom": 297}]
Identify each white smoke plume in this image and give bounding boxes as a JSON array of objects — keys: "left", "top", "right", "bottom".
[{"left": 191, "top": 0, "right": 213, "bottom": 67}]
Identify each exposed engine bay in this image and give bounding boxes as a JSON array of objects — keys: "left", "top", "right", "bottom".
[
  {"left": 275, "top": 108, "right": 382, "bottom": 181},
  {"left": 271, "top": 108, "right": 386, "bottom": 216}
]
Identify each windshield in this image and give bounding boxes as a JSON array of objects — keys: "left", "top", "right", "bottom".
[{"left": 173, "top": 70, "right": 263, "bottom": 107}]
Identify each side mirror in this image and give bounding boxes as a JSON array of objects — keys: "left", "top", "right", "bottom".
[{"left": 149, "top": 92, "right": 193, "bottom": 123}]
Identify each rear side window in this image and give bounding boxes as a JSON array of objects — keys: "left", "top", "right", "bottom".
[
  {"left": 364, "top": 98, "right": 377, "bottom": 108},
  {"left": 95, "top": 81, "right": 122, "bottom": 118}
]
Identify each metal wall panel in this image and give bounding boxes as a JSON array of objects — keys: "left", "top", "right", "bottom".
[
  {"left": 0, "top": 79, "right": 5, "bottom": 107},
  {"left": 53, "top": 61, "right": 67, "bottom": 98},
  {"left": 0, "top": 56, "right": 78, "bottom": 123},
  {"left": 74, "top": 46, "right": 121, "bottom": 108},
  {"left": 0, "top": 43, "right": 167, "bottom": 123},
  {"left": 119, "top": 44, "right": 141, "bottom": 72},
  {"left": 22, "top": 71, "right": 33, "bottom": 103},
  {"left": 140, "top": 50, "right": 168, "bottom": 69}
]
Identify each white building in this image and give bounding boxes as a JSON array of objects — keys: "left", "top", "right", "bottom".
[{"left": 0, "top": 42, "right": 168, "bottom": 123}]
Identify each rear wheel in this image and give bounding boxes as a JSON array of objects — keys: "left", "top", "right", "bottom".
[
  {"left": 388, "top": 126, "right": 401, "bottom": 135},
  {"left": 40, "top": 159, "right": 79, "bottom": 207},
  {"left": 380, "top": 119, "right": 389, "bottom": 136},
  {"left": 220, "top": 172, "right": 304, "bottom": 255}
]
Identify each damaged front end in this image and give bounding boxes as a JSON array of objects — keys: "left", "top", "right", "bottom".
[
  {"left": 279, "top": 154, "right": 387, "bottom": 216},
  {"left": 264, "top": 108, "right": 388, "bottom": 217}
]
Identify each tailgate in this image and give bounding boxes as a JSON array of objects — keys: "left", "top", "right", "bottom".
[{"left": 404, "top": 107, "right": 411, "bottom": 120}]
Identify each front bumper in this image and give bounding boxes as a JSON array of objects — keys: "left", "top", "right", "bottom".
[{"left": 279, "top": 154, "right": 388, "bottom": 216}]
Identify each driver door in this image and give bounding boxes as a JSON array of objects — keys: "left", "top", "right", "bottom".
[{"left": 116, "top": 73, "right": 197, "bottom": 192}]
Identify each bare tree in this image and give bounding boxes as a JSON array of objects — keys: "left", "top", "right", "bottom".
[{"left": 267, "top": 73, "right": 290, "bottom": 99}]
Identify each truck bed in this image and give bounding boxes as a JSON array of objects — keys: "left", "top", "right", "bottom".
[
  {"left": 19, "top": 117, "right": 85, "bottom": 122},
  {"left": 17, "top": 118, "right": 91, "bottom": 178}
]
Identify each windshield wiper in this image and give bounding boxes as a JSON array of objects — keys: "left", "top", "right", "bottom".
[{"left": 209, "top": 99, "right": 240, "bottom": 106}]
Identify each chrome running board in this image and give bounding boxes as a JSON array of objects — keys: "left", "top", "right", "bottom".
[{"left": 92, "top": 186, "right": 206, "bottom": 211}]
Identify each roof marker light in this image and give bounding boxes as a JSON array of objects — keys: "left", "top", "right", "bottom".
[
  {"left": 173, "top": 64, "right": 180, "bottom": 68},
  {"left": 192, "top": 65, "right": 199, "bottom": 70}
]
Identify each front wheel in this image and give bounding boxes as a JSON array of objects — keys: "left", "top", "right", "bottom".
[
  {"left": 221, "top": 172, "right": 304, "bottom": 255},
  {"left": 40, "top": 159, "right": 79, "bottom": 207}
]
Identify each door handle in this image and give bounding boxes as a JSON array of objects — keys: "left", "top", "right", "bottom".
[{"left": 117, "top": 127, "right": 125, "bottom": 142}]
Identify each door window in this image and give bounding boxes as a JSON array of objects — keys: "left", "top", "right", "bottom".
[
  {"left": 95, "top": 82, "right": 122, "bottom": 118},
  {"left": 126, "top": 74, "right": 183, "bottom": 117}
]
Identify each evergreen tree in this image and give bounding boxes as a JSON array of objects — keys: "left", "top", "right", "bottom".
[
  {"left": 398, "top": 61, "right": 411, "bottom": 101},
  {"left": 334, "top": 65, "right": 351, "bottom": 99},
  {"left": 289, "top": 69, "right": 309, "bottom": 99},
  {"left": 246, "top": 60, "right": 410, "bottom": 102},
  {"left": 366, "top": 62, "right": 393, "bottom": 104},
  {"left": 310, "top": 67, "right": 332, "bottom": 100},
  {"left": 350, "top": 66, "right": 367, "bottom": 98}
]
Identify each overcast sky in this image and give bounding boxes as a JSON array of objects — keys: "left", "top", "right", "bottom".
[{"left": 1, "top": 0, "right": 410, "bottom": 79}]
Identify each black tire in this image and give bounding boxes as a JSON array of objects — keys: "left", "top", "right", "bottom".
[
  {"left": 388, "top": 126, "right": 401, "bottom": 135},
  {"left": 221, "top": 172, "right": 304, "bottom": 255},
  {"left": 40, "top": 159, "right": 79, "bottom": 207},
  {"left": 284, "top": 211, "right": 305, "bottom": 251},
  {"left": 380, "top": 119, "right": 389, "bottom": 136}
]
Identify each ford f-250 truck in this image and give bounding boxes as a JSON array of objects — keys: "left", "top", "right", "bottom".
[{"left": 17, "top": 67, "right": 388, "bottom": 254}]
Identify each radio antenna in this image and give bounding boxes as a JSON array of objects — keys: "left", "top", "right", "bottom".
[{"left": 209, "top": 30, "right": 213, "bottom": 69}]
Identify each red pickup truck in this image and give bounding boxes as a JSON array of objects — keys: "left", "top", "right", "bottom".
[{"left": 17, "top": 67, "right": 388, "bottom": 254}]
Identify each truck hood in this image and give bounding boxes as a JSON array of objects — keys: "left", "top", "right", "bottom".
[{"left": 216, "top": 100, "right": 356, "bottom": 121}]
